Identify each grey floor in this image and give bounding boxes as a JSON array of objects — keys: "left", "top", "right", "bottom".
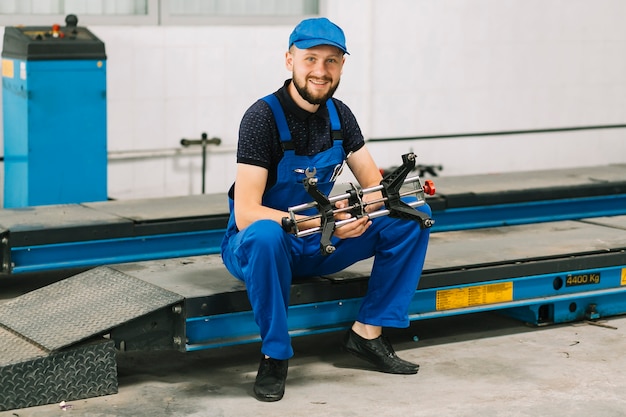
[{"left": 2, "top": 310, "right": 625, "bottom": 417}]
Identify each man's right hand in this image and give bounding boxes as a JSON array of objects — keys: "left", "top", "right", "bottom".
[{"left": 333, "top": 200, "right": 371, "bottom": 239}]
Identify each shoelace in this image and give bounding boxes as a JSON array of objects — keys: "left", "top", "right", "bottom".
[{"left": 380, "top": 335, "right": 398, "bottom": 358}]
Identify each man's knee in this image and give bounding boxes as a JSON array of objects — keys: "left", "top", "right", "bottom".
[
  {"left": 247, "top": 219, "right": 282, "bottom": 236},
  {"left": 243, "top": 220, "right": 290, "bottom": 254},
  {"left": 418, "top": 202, "right": 432, "bottom": 217}
]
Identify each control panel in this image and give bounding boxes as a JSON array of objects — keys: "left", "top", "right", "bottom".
[{"left": 1, "top": 15, "right": 105, "bottom": 61}]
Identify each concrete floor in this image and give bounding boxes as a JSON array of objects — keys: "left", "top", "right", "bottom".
[{"left": 2, "top": 310, "right": 625, "bottom": 417}]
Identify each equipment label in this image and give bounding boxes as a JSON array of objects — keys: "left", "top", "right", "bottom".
[
  {"left": 565, "top": 272, "right": 600, "bottom": 287},
  {"left": 436, "top": 282, "right": 513, "bottom": 311},
  {"left": 2, "top": 59, "right": 14, "bottom": 78},
  {"left": 621, "top": 268, "right": 626, "bottom": 286}
]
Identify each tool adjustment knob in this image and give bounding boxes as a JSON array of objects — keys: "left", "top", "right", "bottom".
[{"left": 423, "top": 179, "right": 436, "bottom": 196}]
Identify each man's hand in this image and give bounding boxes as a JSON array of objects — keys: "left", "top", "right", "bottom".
[{"left": 333, "top": 200, "right": 371, "bottom": 239}]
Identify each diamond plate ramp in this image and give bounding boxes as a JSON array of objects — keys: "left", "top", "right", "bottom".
[
  {"left": 0, "top": 327, "right": 46, "bottom": 364},
  {"left": 0, "top": 266, "right": 184, "bottom": 411},
  {"left": 0, "top": 328, "right": 117, "bottom": 411},
  {"left": 0, "top": 266, "right": 184, "bottom": 351}
]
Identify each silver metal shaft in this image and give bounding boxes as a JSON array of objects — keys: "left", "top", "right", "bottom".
[
  {"left": 295, "top": 199, "right": 427, "bottom": 238},
  {"left": 287, "top": 175, "right": 423, "bottom": 213}
]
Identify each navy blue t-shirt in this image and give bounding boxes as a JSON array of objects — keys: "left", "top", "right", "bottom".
[{"left": 233, "top": 79, "right": 365, "bottom": 194}]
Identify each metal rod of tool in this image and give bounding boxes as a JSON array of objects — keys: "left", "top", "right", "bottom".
[
  {"left": 288, "top": 174, "right": 423, "bottom": 213},
  {"left": 295, "top": 199, "right": 427, "bottom": 238},
  {"left": 293, "top": 186, "right": 422, "bottom": 225}
]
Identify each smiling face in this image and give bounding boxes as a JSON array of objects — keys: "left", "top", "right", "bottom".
[{"left": 286, "top": 44, "right": 345, "bottom": 111}]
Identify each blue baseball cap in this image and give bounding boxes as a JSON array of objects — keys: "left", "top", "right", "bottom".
[{"left": 288, "top": 17, "right": 349, "bottom": 55}]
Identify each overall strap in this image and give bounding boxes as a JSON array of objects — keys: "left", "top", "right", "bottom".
[
  {"left": 262, "top": 94, "right": 343, "bottom": 148},
  {"left": 326, "top": 98, "right": 343, "bottom": 140},
  {"left": 262, "top": 94, "right": 292, "bottom": 147}
]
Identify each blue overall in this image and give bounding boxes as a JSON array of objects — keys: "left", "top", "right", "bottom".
[{"left": 221, "top": 94, "right": 431, "bottom": 360}]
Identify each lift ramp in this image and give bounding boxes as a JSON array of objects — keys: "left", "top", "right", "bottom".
[{"left": 0, "top": 267, "right": 184, "bottom": 411}]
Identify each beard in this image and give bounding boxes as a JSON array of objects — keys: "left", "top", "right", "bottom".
[{"left": 292, "top": 75, "right": 340, "bottom": 105}]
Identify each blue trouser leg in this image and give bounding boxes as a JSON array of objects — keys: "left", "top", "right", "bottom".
[
  {"left": 294, "top": 204, "right": 432, "bottom": 327},
  {"left": 221, "top": 220, "right": 296, "bottom": 360},
  {"left": 357, "top": 207, "right": 431, "bottom": 326}
]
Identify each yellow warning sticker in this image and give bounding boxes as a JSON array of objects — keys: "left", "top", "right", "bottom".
[
  {"left": 2, "top": 59, "right": 14, "bottom": 78},
  {"left": 621, "top": 268, "right": 626, "bottom": 286},
  {"left": 436, "top": 282, "right": 513, "bottom": 311}
]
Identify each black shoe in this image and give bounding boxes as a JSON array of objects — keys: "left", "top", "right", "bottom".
[
  {"left": 342, "top": 329, "right": 419, "bottom": 375},
  {"left": 253, "top": 356, "right": 288, "bottom": 402}
]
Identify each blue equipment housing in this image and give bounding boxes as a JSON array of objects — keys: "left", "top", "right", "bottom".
[{"left": 1, "top": 17, "right": 107, "bottom": 207}]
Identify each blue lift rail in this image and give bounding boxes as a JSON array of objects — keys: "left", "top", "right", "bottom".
[
  {"left": 431, "top": 193, "right": 626, "bottom": 232},
  {"left": 1, "top": 164, "right": 625, "bottom": 275},
  {"left": 7, "top": 229, "right": 225, "bottom": 274}
]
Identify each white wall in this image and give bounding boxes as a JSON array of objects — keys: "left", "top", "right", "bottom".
[
  {"left": 359, "top": 0, "right": 626, "bottom": 175},
  {"left": 2, "top": 0, "right": 625, "bottom": 202}
]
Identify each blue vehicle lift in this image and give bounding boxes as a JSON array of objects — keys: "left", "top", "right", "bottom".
[
  {"left": 1, "top": 164, "right": 626, "bottom": 411},
  {"left": 1, "top": 164, "right": 625, "bottom": 275}
]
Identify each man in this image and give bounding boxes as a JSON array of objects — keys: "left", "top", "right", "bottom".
[{"left": 221, "top": 17, "right": 431, "bottom": 402}]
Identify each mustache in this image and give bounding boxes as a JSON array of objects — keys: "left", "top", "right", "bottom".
[{"left": 308, "top": 76, "right": 332, "bottom": 83}]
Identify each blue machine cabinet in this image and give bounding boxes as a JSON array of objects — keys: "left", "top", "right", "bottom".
[{"left": 1, "top": 15, "right": 107, "bottom": 207}]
